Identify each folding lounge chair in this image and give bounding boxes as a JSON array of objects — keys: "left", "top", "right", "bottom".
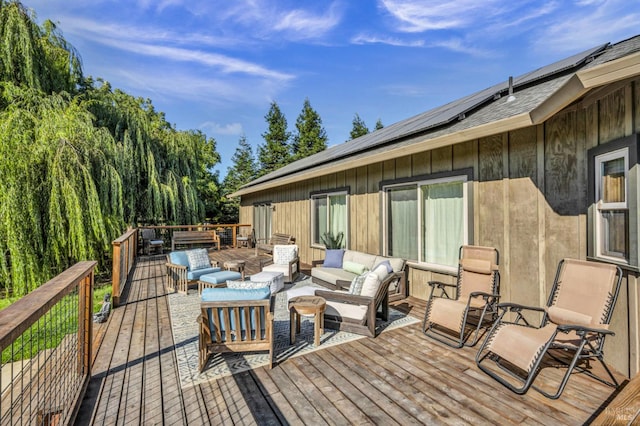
[
  {"left": 476, "top": 258, "right": 622, "bottom": 399},
  {"left": 422, "top": 245, "right": 500, "bottom": 348}
]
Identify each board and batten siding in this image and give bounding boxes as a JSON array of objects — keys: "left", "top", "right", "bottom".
[{"left": 239, "top": 78, "right": 640, "bottom": 378}]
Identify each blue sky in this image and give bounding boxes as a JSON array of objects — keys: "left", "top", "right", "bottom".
[{"left": 22, "top": 0, "right": 640, "bottom": 176}]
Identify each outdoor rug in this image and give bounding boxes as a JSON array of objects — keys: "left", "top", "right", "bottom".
[{"left": 168, "top": 276, "right": 419, "bottom": 387}]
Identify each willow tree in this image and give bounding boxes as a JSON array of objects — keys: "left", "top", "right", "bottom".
[{"left": 0, "top": 1, "right": 221, "bottom": 295}]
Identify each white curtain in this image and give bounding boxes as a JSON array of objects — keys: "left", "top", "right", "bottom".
[
  {"left": 422, "top": 181, "right": 463, "bottom": 267},
  {"left": 313, "top": 197, "right": 327, "bottom": 245},
  {"left": 329, "top": 194, "right": 347, "bottom": 248},
  {"left": 387, "top": 186, "right": 418, "bottom": 260}
]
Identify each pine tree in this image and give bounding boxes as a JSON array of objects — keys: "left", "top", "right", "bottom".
[
  {"left": 221, "top": 135, "right": 256, "bottom": 222},
  {"left": 292, "top": 98, "right": 327, "bottom": 160},
  {"left": 374, "top": 118, "right": 384, "bottom": 131},
  {"left": 258, "top": 101, "right": 291, "bottom": 176},
  {"left": 349, "top": 113, "right": 369, "bottom": 140}
]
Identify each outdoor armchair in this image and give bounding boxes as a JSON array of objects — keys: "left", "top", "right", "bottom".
[
  {"left": 260, "top": 244, "right": 300, "bottom": 283},
  {"left": 476, "top": 258, "right": 622, "bottom": 399},
  {"left": 422, "top": 245, "right": 500, "bottom": 348}
]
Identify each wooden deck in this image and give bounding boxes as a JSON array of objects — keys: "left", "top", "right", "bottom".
[{"left": 77, "top": 248, "right": 624, "bottom": 425}]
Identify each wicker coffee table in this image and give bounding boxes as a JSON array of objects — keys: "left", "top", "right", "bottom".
[{"left": 288, "top": 295, "right": 326, "bottom": 347}]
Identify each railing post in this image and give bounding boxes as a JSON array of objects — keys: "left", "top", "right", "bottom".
[
  {"left": 78, "top": 272, "right": 93, "bottom": 376},
  {"left": 112, "top": 241, "right": 122, "bottom": 307}
]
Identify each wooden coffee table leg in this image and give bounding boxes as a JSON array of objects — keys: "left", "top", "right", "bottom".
[
  {"left": 314, "top": 312, "right": 321, "bottom": 346},
  {"left": 290, "top": 309, "right": 296, "bottom": 344}
]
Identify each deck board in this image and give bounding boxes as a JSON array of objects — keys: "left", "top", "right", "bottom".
[{"left": 76, "top": 249, "right": 622, "bottom": 425}]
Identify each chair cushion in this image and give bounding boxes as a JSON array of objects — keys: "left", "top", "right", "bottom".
[
  {"left": 286, "top": 285, "right": 319, "bottom": 302},
  {"left": 262, "top": 263, "right": 290, "bottom": 276},
  {"left": 359, "top": 272, "right": 381, "bottom": 298},
  {"left": 186, "top": 248, "right": 211, "bottom": 271},
  {"left": 371, "top": 263, "right": 391, "bottom": 281},
  {"left": 201, "top": 286, "right": 271, "bottom": 302},
  {"left": 343, "top": 260, "right": 368, "bottom": 275},
  {"left": 348, "top": 272, "right": 369, "bottom": 295},
  {"left": 372, "top": 260, "right": 393, "bottom": 274},
  {"left": 169, "top": 251, "right": 190, "bottom": 267},
  {"left": 187, "top": 267, "right": 221, "bottom": 281},
  {"left": 199, "top": 270, "right": 242, "bottom": 284},
  {"left": 273, "top": 245, "right": 298, "bottom": 264},
  {"left": 323, "top": 249, "right": 344, "bottom": 268}
]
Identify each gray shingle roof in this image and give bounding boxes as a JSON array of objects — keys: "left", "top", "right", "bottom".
[{"left": 239, "top": 35, "right": 640, "bottom": 193}]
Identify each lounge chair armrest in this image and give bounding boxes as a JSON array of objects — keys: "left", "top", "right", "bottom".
[
  {"left": 556, "top": 324, "right": 615, "bottom": 336},
  {"left": 315, "top": 290, "right": 372, "bottom": 306},
  {"left": 311, "top": 259, "right": 324, "bottom": 267},
  {"left": 497, "top": 302, "right": 544, "bottom": 313},
  {"left": 260, "top": 258, "right": 274, "bottom": 267},
  {"left": 427, "top": 280, "right": 456, "bottom": 289},
  {"left": 469, "top": 291, "right": 500, "bottom": 300},
  {"left": 166, "top": 262, "right": 187, "bottom": 271},
  {"left": 335, "top": 279, "right": 352, "bottom": 290}
]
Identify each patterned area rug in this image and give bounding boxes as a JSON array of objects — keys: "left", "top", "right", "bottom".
[{"left": 168, "top": 276, "right": 419, "bottom": 387}]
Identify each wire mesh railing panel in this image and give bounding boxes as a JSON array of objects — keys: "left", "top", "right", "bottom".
[{"left": 0, "top": 262, "right": 94, "bottom": 426}]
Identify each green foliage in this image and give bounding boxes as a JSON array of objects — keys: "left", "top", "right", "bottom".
[
  {"left": 374, "top": 118, "right": 384, "bottom": 131},
  {"left": 220, "top": 135, "right": 256, "bottom": 223},
  {"left": 349, "top": 113, "right": 369, "bottom": 141},
  {"left": 258, "top": 101, "right": 292, "bottom": 176},
  {"left": 320, "top": 231, "right": 344, "bottom": 249},
  {"left": 0, "top": 1, "right": 221, "bottom": 295},
  {"left": 292, "top": 98, "right": 327, "bottom": 160}
]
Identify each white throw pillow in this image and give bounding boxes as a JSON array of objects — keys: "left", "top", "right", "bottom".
[
  {"left": 186, "top": 248, "right": 210, "bottom": 271},
  {"left": 273, "top": 245, "right": 298, "bottom": 264},
  {"left": 227, "top": 280, "right": 271, "bottom": 290},
  {"left": 372, "top": 264, "right": 389, "bottom": 281},
  {"left": 360, "top": 273, "right": 381, "bottom": 298}
]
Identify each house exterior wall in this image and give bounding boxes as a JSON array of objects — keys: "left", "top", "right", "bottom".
[{"left": 239, "top": 78, "right": 640, "bottom": 378}]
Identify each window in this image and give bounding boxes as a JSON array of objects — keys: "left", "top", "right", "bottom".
[
  {"left": 384, "top": 173, "right": 469, "bottom": 270},
  {"left": 311, "top": 191, "right": 348, "bottom": 248},
  {"left": 594, "top": 148, "right": 629, "bottom": 261}
]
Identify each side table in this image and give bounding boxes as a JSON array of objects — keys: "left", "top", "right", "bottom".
[
  {"left": 288, "top": 295, "right": 326, "bottom": 347},
  {"left": 223, "top": 260, "right": 245, "bottom": 280}
]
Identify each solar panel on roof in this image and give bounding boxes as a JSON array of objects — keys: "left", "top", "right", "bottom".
[{"left": 245, "top": 42, "right": 610, "bottom": 188}]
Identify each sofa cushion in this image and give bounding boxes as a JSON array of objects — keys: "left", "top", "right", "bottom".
[
  {"left": 311, "top": 267, "right": 356, "bottom": 285},
  {"left": 169, "top": 250, "right": 190, "bottom": 267},
  {"left": 323, "top": 249, "right": 344, "bottom": 268},
  {"left": 374, "top": 256, "right": 404, "bottom": 273},
  {"left": 373, "top": 260, "right": 393, "bottom": 274},
  {"left": 343, "top": 260, "right": 368, "bottom": 275},
  {"left": 344, "top": 250, "right": 377, "bottom": 270},
  {"left": 325, "top": 301, "right": 367, "bottom": 323},
  {"left": 348, "top": 272, "right": 369, "bottom": 295},
  {"left": 187, "top": 266, "right": 221, "bottom": 281},
  {"left": 186, "top": 248, "right": 211, "bottom": 271},
  {"left": 371, "top": 263, "right": 391, "bottom": 282},
  {"left": 360, "top": 273, "right": 381, "bottom": 298}
]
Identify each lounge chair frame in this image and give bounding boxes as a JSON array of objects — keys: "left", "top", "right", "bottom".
[
  {"left": 422, "top": 245, "right": 500, "bottom": 348},
  {"left": 476, "top": 258, "right": 623, "bottom": 399}
]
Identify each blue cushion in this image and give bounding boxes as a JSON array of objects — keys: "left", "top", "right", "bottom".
[
  {"left": 323, "top": 249, "right": 344, "bottom": 268},
  {"left": 187, "top": 267, "right": 221, "bottom": 281},
  {"left": 202, "top": 287, "right": 271, "bottom": 341},
  {"left": 201, "top": 287, "right": 271, "bottom": 302},
  {"left": 169, "top": 251, "right": 190, "bottom": 267},
  {"left": 199, "top": 270, "right": 242, "bottom": 284},
  {"left": 373, "top": 260, "right": 393, "bottom": 274}
]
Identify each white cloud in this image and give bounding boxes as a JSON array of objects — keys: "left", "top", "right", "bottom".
[
  {"left": 351, "top": 33, "right": 425, "bottom": 47},
  {"left": 273, "top": 4, "right": 342, "bottom": 39},
  {"left": 199, "top": 122, "right": 244, "bottom": 136}
]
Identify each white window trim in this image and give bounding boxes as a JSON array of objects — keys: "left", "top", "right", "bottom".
[
  {"left": 310, "top": 190, "right": 349, "bottom": 249},
  {"left": 594, "top": 147, "right": 629, "bottom": 262},
  {"left": 383, "top": 175, "right": 468, "bottom": 273}
]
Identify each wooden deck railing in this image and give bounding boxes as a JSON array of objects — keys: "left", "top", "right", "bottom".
[
  {"left": 0, "top": 261, "right": 96, "bottom": 425},
  {"left": 143, "top": 224, "right": 252, "bottom": 250},
  {"left": 111, "top": 228, "right": 137, "bottom": 307}
]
